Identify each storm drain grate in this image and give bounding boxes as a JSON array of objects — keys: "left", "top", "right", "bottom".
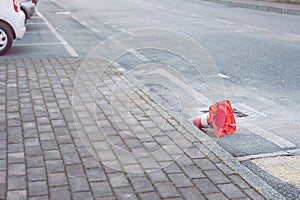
[{"left": 233, "top": 108, "right": 249, "bottom": 118}]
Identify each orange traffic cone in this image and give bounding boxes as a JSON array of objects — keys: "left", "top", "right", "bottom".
[{"left": 193, "top": 100, "right": 236, "bottom": 137}]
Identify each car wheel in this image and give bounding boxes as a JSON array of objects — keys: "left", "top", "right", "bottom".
[{"left": 0, "top": 23, "right": 13, "bottom": 56}]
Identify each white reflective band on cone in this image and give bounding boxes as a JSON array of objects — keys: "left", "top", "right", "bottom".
[{"left": 201, "top": 112, "right": 210, "bottom": 128}]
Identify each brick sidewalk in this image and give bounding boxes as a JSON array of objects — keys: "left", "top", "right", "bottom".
[{"left": 0, "top": 57, "right": 266, "bottom": 200}]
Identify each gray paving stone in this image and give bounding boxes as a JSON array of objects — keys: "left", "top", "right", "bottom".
[
  {"left": 8, "top": 152, "right": 25, "bottom": 164},
  {"left": 194, "top": 159, "right": 217, "bottom": 171},
  {"left": 28, "top": 181, "right": 48, "bottom": 196},
  {"left": 244, "top": 188, "right": 265, "bottom": 200},
  {"left": 137, "top": 156, "right": 160, "bottom": 170},
  {"left": 41, "top": 140, "right": 58, "bottom": 151},
  {"left": 113, "top": 186, "right": 137, "bottom": 200},
  {"left": 179, "top": 187, "right": 206, "bottom": 200},
  {"left": 168, "top": 173, "right": 194, "bottom": 187},
  {"left": 205, "top": 192, "right": 229, "bottom": 200},
  {"left": 123, "top": 164, "right": 144, "bottom": 174},
  {"left": 7, "top": 134, "right": 22, "bottom": 144},
  {"left": 163, "top": 163, "right": 182, "bottom": 174},
  {"left": 215, "top": 162, "right": 234, "bottom": 175},
  {"left": 82, "top": 157, "right": 102, "bottom": 169},
  {"left": 147, "top": 169, "right": 170, "bottom": 183},
  {"left": 56, "top": 135, "right": 73, "bottom": 144},
  {"left": 107, "top": 173, "right": 130, "bottom": 188},
  {"left": 193, "top": 178, "right": 220, "bottom": 194},
  {"left": 25, "top": 146, "right": 43, "bottom": 157},
  {"left": 50, "top": 186, "right": 72, "bottom": 200},
  {"left": 69, "top": 177, "right": 90, "bottom": 192},
  {"left": 48, "top": 173, "right": 68, "bottom": 187},
  {"left": 86, "top": 168, "right": 107, "bottom": 182},
  {"left": 8, "top": 175, "right": 26, "bottom": 190},
  {"left": 72, "top": 191, "right": 94, "bottom": 200},
  {"left": 182, "top": 166, "right": 206, "bottom": 179},
  {"left": 66, "top": 164, "right": 85, "bottom": 178},
  {"left": 130, "top": 177, "right": 154, "bottom": 193},
  {"left": 138, "top": 192, "right": 161, "bottom": 200},
  {"left": 8, "top": 163, "right": 26, "bottom": 176},
  {"left": 175, "top": 155, "right": 195, "bottom": 166},
  {"left": 44, "top": 150, "right": 62, "bottom": 160},
  {"left": 0, "top": 159, "right": 6, "bottom": 171},
  {"left": 60, "top": 144, "right": 77, "bottom": 154},
  {"left": 0, "top": 171, "right": 5, "bottom": 184},
  {"left": 7, "top": 190, "right": 27, "bottom": 200},
  {"left": 8, "top": 143, "right": 24, "bottom": 153},
  {"left": 91, "top": 181, "right": 113, "bottom": 197},
  {"left": 46, "top": 160, "right": 65, "bottom": 173},
  {"left": 0, "top": 183, "right": 5, "bottom": 199},
  {"left": 39, "top": 132, "right": 55, "bottom": 141},
  {"left": 204, "top": 170, "right": 231, "bottom": 184},
  {"left": 28, "top": 195, "right": 49, "bottom": 200},
  {"left": 217, "top": 183, "right": 246, "bottom": 199},
  {"left": 26, "top": 156, "right": 44, "bottom": 168},
  {"left": 229, "top": 174, "right": 251, "bottom": 189},
  {"left": 155, "top": 182, "right": 180, "bottom": 198},
  {"left": 27, "top": 167, "right": 46, "bottom": 181},
  {"left": 62, "top": 153, "right": 81, "bottom": 165}
]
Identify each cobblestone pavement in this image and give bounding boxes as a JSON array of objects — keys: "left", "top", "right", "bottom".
[{"left": 0, "top": 57, "right": 266, "bottom": 199}]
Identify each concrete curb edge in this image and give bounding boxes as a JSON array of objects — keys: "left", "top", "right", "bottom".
[
  {"left": 199, "top": 0, "right": 300, "bottom": 16},
  {"left": 183, "top": 121, "right": 286, "bottom": 200}
]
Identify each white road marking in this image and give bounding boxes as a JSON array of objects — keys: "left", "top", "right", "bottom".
[
  {"left": 219, "top": 74, "right": 230, "bottom": 79},
  {"left": 243, "top": 25, "right": 269, "bottom": 32},
  {"left": 241, "top": 122, "right": 297, "bottom": 149},
  {"left": 126, "top": 48, "right": 150, "bottom": 62},
  {"left": 172, "top": 10, "right": 185, "bottom": 14},
  {"left": 55, "top": 11, "right": 71, "bottom": 15},
  {"left": 189, "top": 13, "right": 204, "bottom": 18},
  {"left": 237, "top": 150, "right": 291, "bottom": 162},
  {"left": 36, "top": 11, "right": 78, "bottom": 57},
  {"left": 118, "top": 29, "right": 136, "bottom": 37},
  {"left": 109, "top": 37, "right": 122, "bottom": 45},
  {"left": 214, "top": 19, "right": 234, "bottom": 24},
  {"left": 112, "top": 25, "right": 117, "bottom": 28},
  {"left": 26, "top": 22, "right": 47, "bottom": 25},
  {"left": 26, "top": 30, "right": 56, "bottom": 33},
  {"left": 127, "top": 32, "right": 136, "bottom": 37},
  {"left": 287, "top": 148, "right": 300, "bottom": 155},
  {"left": 79, "top": 21, "right": 89, "bottom": 26},
  {"left": 156, "top": 6, "right": 168, "bottom": 10},
  {"left": 14, "top": 42, "right": 66, "bottom": 46},
  {"left": 145, "top": 3, "right": 154, "bottom": 7},
  {"left": 284, "top": 33, "right": 300, "bottom": 37},
  {"left": 90, "top": 28, "right": 102, "bottom": 33}
]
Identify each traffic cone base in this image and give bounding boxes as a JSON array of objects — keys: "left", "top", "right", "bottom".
[{"left": 193, "top": 112, "right": 210, "bottom": 129}]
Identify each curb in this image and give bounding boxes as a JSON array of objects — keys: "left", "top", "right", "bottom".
[
  {"left": 183, "top": 120, "right": 286, "bottom": 199},
  {"left": 199, "top": 0, "right": 300, "bottom": 16}
]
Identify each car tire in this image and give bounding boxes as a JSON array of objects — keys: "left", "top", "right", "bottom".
[{"left": 0, "top": 23, "right": 13, "bottom": 56}]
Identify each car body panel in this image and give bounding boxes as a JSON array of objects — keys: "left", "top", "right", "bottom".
[{"left": 0, "top": 0, "right": 26, "bottom": 39}]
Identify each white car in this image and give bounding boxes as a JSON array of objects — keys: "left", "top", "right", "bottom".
[{"left": 0, "top": 0, "right": 26, "bottom": 55}]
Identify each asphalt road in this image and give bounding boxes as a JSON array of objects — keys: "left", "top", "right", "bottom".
[{"left": 2, "top": 0, "right": 300, "bottom": 198}]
